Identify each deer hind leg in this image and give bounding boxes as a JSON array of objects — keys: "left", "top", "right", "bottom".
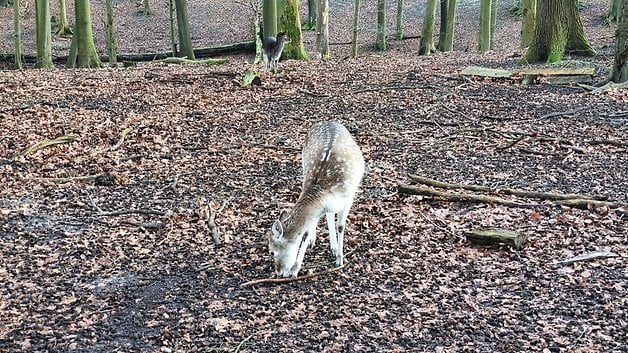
[
  {"left": 326, "top": 212, "right": 339, "bottom": 262},
  {"left": 334, "top": 201, "right": 354, "bottom": 266}
]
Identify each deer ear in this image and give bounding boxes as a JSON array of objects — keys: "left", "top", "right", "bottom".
[{"left": 271, "top": 220, "right": 283, "bottom": 240}]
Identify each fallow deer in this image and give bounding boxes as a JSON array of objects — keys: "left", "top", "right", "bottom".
[
  {"left": 269, "top": 121, "right": 365, "bottom": 278},
  {"left": 263, "top": 32, "right": 291, "bottom": 72}
]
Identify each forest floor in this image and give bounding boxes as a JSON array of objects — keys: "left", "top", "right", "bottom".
[{"left": 1, "top": 0, "right": 627, "bottom": 352}]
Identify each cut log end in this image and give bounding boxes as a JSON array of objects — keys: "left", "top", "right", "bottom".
[{"left": 464, "top": 229, "right": 527, "bottom": 249}]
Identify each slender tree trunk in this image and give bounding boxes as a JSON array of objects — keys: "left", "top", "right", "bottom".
[
  {"left": 277, "top": 0, "right": 308, "bottom": 60},
  {"left": 351, "top": 0, "right": 361, "bottom": 58},
  {"left": 441, "top": 0, "right": 456, "bottom": 52},
  {"left": 263, "top": 0, "right": 277, "bottom": 38},
  {"left": 419, "top": 0, "right": 437, "bottom": 55},
  {"left": 56, "top": 0, "right": 72, "bottom": 36},
  {"left": 396, "top": 0, "right": 404, "bottom": 40},
  {"left": 35, "top": 0, "right": 53, "bottom": 68},
  {"left": 306, "top": 0, "right": 317, "bottom": 29},
  {"left": 520, "top": 0, "right": 535, "bottom": 47},
  {"left": 610, "top": 0, "right": 628, "bottom": 82},
  {"left": 317, "top": 0, "right": 329, "bottom": 59},
  {"left": 607, "top": 0, "right": 621, "bottom": 23},
  {"left": 174, "top": 0, "right": 194, "bottom": 59},
  {"left": 489, "top": 0, "right": 497, "bottom": 49},
  {"left": 105, "top": 0, "right": 117, "bottom": 66},
  {"left": 13, "top": 0, "right": 22, "bottom": 69},
  {"left": 478, "top": 0, "right": 491, "bottom": 52},
  {"left": 524, "top": 0, "right": 595, "bottom": 63},
  {"left": 376, "top": 0, "right": 386, "bottom": 50},
  {"left": 73, "top": 0, "right": 102, "bottom": 68},
  {"left": 143, "top": 0, "right": 151, "bottom": 16},
  {"left": 169, "top": 0, "right": 177, "bottom": 56}
]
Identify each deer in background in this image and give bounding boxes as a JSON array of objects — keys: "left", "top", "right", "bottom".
[
  {"left": 269, "top": 121, "right": 365, "bottom": 278},
  {"left": 263, "top": 32, "right": 291, "bottom": 72}
]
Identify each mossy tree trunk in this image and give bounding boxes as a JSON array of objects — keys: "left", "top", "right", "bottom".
[
  {"left": 70, "top": 0, "right": 102, "bottom": 68},
  {"left": 524, "top": 0, "right": 595, "bottom": 63},
  {"left": 305, "top": 0, "right": 317, "bottom": 29},
  {"left": 610, "top": 0, "right": 628, "bottom": 83},
  {"left": 520, "top": 0, "right": 535, "bottom": 48},
  {"left": 607, "top": 0, "right": 621, "bottom": 23},
  {"left": 396, "top": 0, "right": 404, "bottom": 40},
  {"left": 143, "top": 0, "right": 151, "bottom": 16},
  {"left": 440, "top": 0, "right": 457, "bottom": 52},
  {"left": 489, "top": 0, "right": 497, "bottom": 49},
  {"left": 105, "top": 0, "right": 117, "bottom": 66},
  {"left": 438, "top": 0, "right": 447, "bottom": 50},
  {"left": 277, "top": 0, "right": 308, "bottom": 60},
  {"left": 376, "top": 0, "right": 386, "bottom": 50},
  {"left": 35, "top": 0, "right": 53, "bottom": 68},
  {"left": 351, "top": 0, "right": 361, "bottom": 58},
  {"left": 263, "top": 0, "right": 277, "bottom": 38},
  {"left": 0, "top": 0, "right": 9, "bottom": 8},
  {"left": 174, "top": 0, "right": 194, "bottom": 59},
  {"left": 419, "top": 0, "right": 437, "bottom": 55},
  {"left": 13, "top": 0, "right": 22, "bottom": 69},
  {"left": 316, "top": 0, "right": 329, "bottom": 59},
  {"left": 55, "top": 0, "right": 72, "bottom": 36},
  {"left": 478, "top": 0, "right": 491, "bottom": 52}
]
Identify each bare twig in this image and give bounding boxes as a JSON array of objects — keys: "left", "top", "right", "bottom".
[
  {"left": 240, "top": 263, "right": 347, "bottom": 288},
  {"left": 234, "top": 334, "right": 253, "bottom": 353},
  {"left": 552, "top": 249, "right": 619, "bottom": 268}
]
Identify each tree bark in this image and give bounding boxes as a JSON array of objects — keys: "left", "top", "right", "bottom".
[
  {"left": 489, "top": 0, "right": 497, "bottom": 49},
  {"left": 175, "top": 0, "right": 194, "bottom": 59},
  {"left": 351, "top": 0, "right": 361, "bottom": 58},
  {"left": 441, "top": 0, "right": 457, "bottom": 52},
  {"left": 306, "top": 0, "right": 317, "bottom": 29},
  {"left": 419, "top": 0, "right": 437, "bottom": 55},
  {"left": 524, "top": 0, "right": 595, "bottom": 63},
  {"left": 56, "top": 0, "right": 72, "bottom": 36},
  {"left": 143, "top": 0, "right": 151, "bottom": 16},
  {"left": 478, "top": 0, "right": 491, "bottom": 52},
  {"left": 520, "top": 0, "right": 535, "bottom": 48},
  {"left": 35, "top": 0, "right": 53, "bottom": 68},
  {"left": 437, "top": 0, "right": 448, "bottom": 50},
  {"left": 607, "top": 0, "right": 622, "bottom": 22},
  {"left": 105, "top": 0, "right": 118, "bottom": 66},
  {"left": 396, "top": 0, "right": 404, "bottom": 40},
  {"left": 610, "top": 0, "right": 628, "bottom": 83},
  {"left": 71, "top": 0, "right": 102, "bottom": 68},
  {"left": 317, "top": 0, "right": 330, "bottom": 59},
  {"left": 263, "top": 0, "right": 277, "bottom": 38},
  {"left": 169, "top": 0, "right": 177, "bottom": 56},
  {"left": 13, "top": 0, "right": 22, "bottom": 69},
  {"left": 376, "top": 0, "right": 386, "bottom": 50},
  {"left": 277, "top": 0, "right": 308, "bottom": 60}
]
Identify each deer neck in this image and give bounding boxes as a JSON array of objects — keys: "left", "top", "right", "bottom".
[{"left": 283, "top": 191, "right": 325, "bottom": 240}]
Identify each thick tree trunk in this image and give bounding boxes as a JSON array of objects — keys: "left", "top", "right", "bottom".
[
  {"left": 396, "top": 0, "right": 404, "bottom": 40},
  {"left": 105, "top": 0, "right": 117, "bottom": 66},
  {"left": 35, "top": 0, "right": 52, "bottom": 68},
  {"left": 351, "top": 0, "right": 361, "bottom": 58},
  {"left": 175, "top": 0, "right": 194, "bottom": 59},
  {"left": 13, "top": 0, "right": 22, "bottom": 69},
  {"left": 607, "top": 0, "right": 621, "bottom": 22},
  {"left": 441, "top": 0, "right": 457, "bottom": 52},
  {"left": 478, "top": 0, "right": 491, "bottom": 52},
  {"left": 277, "top": 0, "right": 308, "bottom": 60},
  {"left": 419, "top": 0, "right": 437, "bottom": 55},
  {"left": 56, "top": 0, "right": 72, "bottom": 36},
  {"left": 610, "top": 0, "right": 628, "bottom": 83},
  {"left": 317, "top": 0, "right": 329, "bottom": 59},
  {"left": 376, "top": 0, "right": 386, "bottom": 50},
  {"left": 524, "top": 0, "right": 595, "bottom": 63},
  {"left": 520, "top": 0, "right": 535, "bottom": 48},
  {"left": 72, "top": 0, "right": 102, "bottom": 68},
  {"left": 263, "top": 0, "right": 277, "bottom": 38}
]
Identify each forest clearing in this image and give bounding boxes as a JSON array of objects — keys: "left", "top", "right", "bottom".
[{"left": 0, "top": 0, "right": 627, "bottom": 352}]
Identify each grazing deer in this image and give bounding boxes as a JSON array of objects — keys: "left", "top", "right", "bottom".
[
  {"left": 263, "top": 32, "right": 291, "bottom": 72},
  {"left": 269, "top": 121, "right": 365, "bottom": 277}
]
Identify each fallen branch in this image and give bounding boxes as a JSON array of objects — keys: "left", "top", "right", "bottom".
[
  {"left": 156, "top": 57, "right": 228, "bottom": 65},
  {"left": 556, "top": 199, "right": 628, "bottom": 215},
  {"left": 97, "top": 209, "right": 171, "bottom": 217},
  {"left": 407, "top": 174, "right": 608, "bottom": 201},
  {"left": 13, "top": 134, "right": 78, "bottom": 159},
  {"left": 240, "top": 263, "right": 347, "bottom": 288},
  {"left": 24, "top": 174, "right": 100, "bottom": 183},
  {"left": 92, "top": 127, "right": 133, "bottom": 157},
  {"left": 552, "top": 249, "right": 619, "bottom": 268},
  {"left": 398, "top": 184, "right": 536, "bottom": 208}
]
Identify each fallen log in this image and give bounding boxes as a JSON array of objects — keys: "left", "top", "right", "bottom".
[
  {"left": 398, "top": 184, "right": 537, "bottom": 208},
  {"left": 464, "top": 229, "right": 527, "bottom": 249}
]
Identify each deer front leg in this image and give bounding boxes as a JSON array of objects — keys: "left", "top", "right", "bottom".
[
  {"left": 326, "top": 212, "right": 340, "bottom": 264},
  {"left": 306, "top": 224, "right": 317, "bottom": 250}
]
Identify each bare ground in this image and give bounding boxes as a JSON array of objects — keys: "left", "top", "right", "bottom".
[{"left": 1, "top": 1, "right": 627, "bottom": 352}]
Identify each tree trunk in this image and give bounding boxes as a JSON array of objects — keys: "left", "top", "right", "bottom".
[
  {"left": 489, "top": 0, "right": 497, "bottom": 49},
  {"left": 143, "top": 0, "right": 151, "bottom": 16},
  {"left": 441, "top": 0, "right": 456, "bottom": 52},
  {"left": 438, "top": 0, "right": 448, "bottom": 50},
  {"left": 13, "top": 0, "right": 22, "bottom": 69},
  {"left": 396, "top": 0, "right": 404, "bottom": 40},
  {"left": 524, "top": 0, "right": 595, "bottom": 63},
  {"left": 610, "top": 0, "right": 628, "bottom": 83},
  {"left": 175, "top": 0, "right": 194, "bottom": 59},
  {"left": 419, "top": 0, "right": 437, "bottom": 55},
  {"left": 351, "top": 0, "right": 361, "bottom": 58},
  {"left": 35, "top": 0, "right": 53, "bottom": 68},
  {"left": 306, "top": 0, "right": 317, "bottom": 29},
  {"left": 317, "top": 0, "right": 329, "bottom": 59},
  {"left": 169, "top": 0, "right": 177, "bottom": 56},
  {"left": 478, "top": 0, "right": 491, "bottom": 52},
  {"left": 56, "top": 0, "right": 72, "bottom": 36},
  {"left": 105, "top": 0, "right": 117, "bottom": 66},
  {"left": 263, "top": 0, "right": 277, "bottom": 38},
  {"left": 277, "top": 0, "right": 308, "bottom": 60},
  {"left": 376, "top": 0, "right": 386, "bottom": 50},
  {"left": 607, "top": 0, "right": 621, "bottom": 23},
  {"left": 72, "top": 0, "right": 102, "bottom": 68},
  {"left": 520, "top": 0, "right": 535, "bottom": 47}
]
